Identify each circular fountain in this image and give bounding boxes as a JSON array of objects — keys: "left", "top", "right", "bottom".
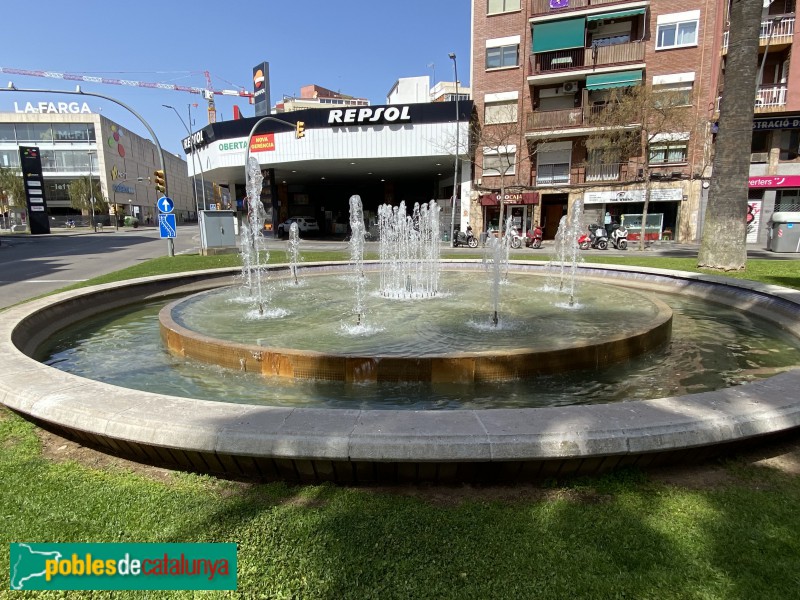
[{"left": 2, "top": 172, "right": 800, "bottom": 482}]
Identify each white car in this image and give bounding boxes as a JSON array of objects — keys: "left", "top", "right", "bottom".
[{"left": 277, "top": 216, "right": 320, "bottom": 238}]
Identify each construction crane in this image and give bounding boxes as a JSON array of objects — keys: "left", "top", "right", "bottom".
[{"left": 0, "top": 66, "right": 254, "bottom": 124}]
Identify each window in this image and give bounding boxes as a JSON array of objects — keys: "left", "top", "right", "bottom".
[
  {"left": 653, "top": 82, "right": 694, "bottom": 107},
  {"left": 0, "top": 149, "right": 20, "bottom": 168},
  {"left": 486, "top": 44, "right": 519, "bottom": 69},
  {"left": 537, "top": 141, "right": 572, "bottom": 185},
  {"left": 14, "top": 123, "right": 53, "bottom": 142},
  {"left": 0, "top": 124, "right": 15, "bottom": 142},
  {"left": 484, "top": 92, "right": 519, "bottom": 124},
  {"left": 483, "top": 146, "right": 517, "bottom": 176},
  {"left": 656, "top": 11, "right": 699, "bottom": 50},
  {"left": 649, "top": 142, "right": 688, "bottom": 164},
  {"left": 487, "top": 0, "right": 519, "bottom": 14}
]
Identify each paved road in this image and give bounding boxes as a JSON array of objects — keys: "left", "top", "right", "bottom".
[
  {"left": 0, "top": 225, "right": 200, "bottom": 310},
  {"left": 2, "top": 226, "right": 797, "bottom": 310}
]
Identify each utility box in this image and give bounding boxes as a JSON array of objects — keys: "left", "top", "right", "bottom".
[
  {"left": 199, "top": 210, "right": 236, "bottom": 253},
  {"left": 769, "top": 212, "right": 800, "bottom": 253}
]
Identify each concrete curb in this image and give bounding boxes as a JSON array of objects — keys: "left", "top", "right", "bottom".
[{"left": 1, "top": 261, "right": 799, "bottom": 482}]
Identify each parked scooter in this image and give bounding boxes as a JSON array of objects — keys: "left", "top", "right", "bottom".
[
  {"left": 525, "top": 226, "right": 543, "bottom": 249},
  {"left": 509, "top": 226, "right": 524, "bottom": 249},
  {"left": 452, "top": 225, "right": 479, "bottom": 248},
  {"left": 66, "top": 219, "right": 76, "bottom": 228},
  {"left": 607, "top": 223, "right": 628, "bottom": 250},
  {"left": 578, "top": 224, "right": 608, "bottom": 250}
]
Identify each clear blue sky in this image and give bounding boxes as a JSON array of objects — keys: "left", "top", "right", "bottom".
[{"left": 2, "top": 0, "right": 471, "bottom": 156}]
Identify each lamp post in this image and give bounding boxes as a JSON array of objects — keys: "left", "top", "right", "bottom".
[
  {"left": 163, "top": 104, "right": 206, "bottom": 217},
  {"left": 448, "top": 52, "right": 460, "bottom": 240},
  {"left": 87, "top": 151, "right": 96, "bottom": 232},
  {"left": 756, "top": 16, "right": 785, "bottom": 101}
]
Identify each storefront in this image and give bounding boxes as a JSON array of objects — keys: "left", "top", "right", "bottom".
[
  {"left": 185, "top": 101, "right": 473, "bottom": 235},
  {"left": 478, "top": 191, "right": 538, "bottom": 234},
  {"left": 583, "top": 187, "right": 684, "bottom": 241},
  {"left": 748, "top": 175, "right": 800, "bottom": 244}
]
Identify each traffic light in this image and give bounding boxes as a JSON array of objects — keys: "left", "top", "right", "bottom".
[
  {"left": 295, "top": 121, "right": 305, "bottom": 139},
  {"left": 153, "top": 170, "right": 166, "bottom": 194}
]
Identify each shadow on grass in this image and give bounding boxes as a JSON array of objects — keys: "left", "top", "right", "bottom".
[{"left": 160, "top": 467, "right": 800, "bottom": 599}]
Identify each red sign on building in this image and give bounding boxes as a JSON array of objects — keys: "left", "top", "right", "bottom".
[
  {"left": 478, "top": 192, "right": 538, "bottom": 206},
  {"left": 250, "top": 133, "right": 275, "bottom": 152},
  {"left": 748, "top": 175, "right": 800, "bottom": 188}
]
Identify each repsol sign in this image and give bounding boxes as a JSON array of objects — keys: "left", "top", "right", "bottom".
[
  {"left": 328, "top": 106, "right": 411, "bottom": 125},
  {"left": 181, "top": 130, "right": 206, "bottom": 151}
]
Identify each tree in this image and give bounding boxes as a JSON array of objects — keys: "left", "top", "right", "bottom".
[
  {"left": 697, "top": 0, "right": 763, "bottom": 271},
  {"left": 0, "top": 166, "right": 24, "bottom": 224},
  {"left": 68, "top": 176, "right": 107, "bottom": 215},
  {"left": 471, "top": 104, "right": 556, "bottom": 233},
  {"left": 586, "top": 84, "right": 704, "bottom": 250}
]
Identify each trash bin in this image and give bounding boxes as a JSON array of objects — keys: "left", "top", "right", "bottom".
[{"left": 769, "top": 212, "right": 800, "bottom": 252}]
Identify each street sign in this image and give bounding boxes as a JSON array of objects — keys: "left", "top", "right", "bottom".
[
  {"left": 157, "top": 196, "right": 174, "bottom": 214},
  {"left": 159, "top": 213, "right": 177, "bottom": 238}
]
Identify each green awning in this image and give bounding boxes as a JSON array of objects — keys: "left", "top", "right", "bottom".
[
  {"left": 532, "top": 17, "right": 586, "bottom": 53},
  {"left": 585, "top": 69, "right": 643, "bottom": 90},
  {"left": 586, "top": 8, "right": 647, "bottom": 22}
]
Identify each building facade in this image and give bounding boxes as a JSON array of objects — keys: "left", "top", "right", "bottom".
[
  {"left": 471, "top": 0, "right": 721, "bottom": 242},
  {"left": 183, "top": 101, "right": 472, "bottom": 236},
  {"left": 1, "top": 108, "right": 195, "bottom": 226},
  {"left": 736, "top": 0, "right": 799, "bottom": 244}
]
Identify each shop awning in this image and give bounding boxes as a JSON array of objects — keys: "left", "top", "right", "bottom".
[
  {"left": 532, "top": 17, "right": 586, "bottom": 53},
  {"left": 585, "top": 69, "right": 643, "bottom": 90},
  {"left": 586, "top": 8, "right": 646, "bottom": 22}
]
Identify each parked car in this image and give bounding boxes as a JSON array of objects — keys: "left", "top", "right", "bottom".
[{"left": 277, "top": 216, "right": 320, "bottom": 238}]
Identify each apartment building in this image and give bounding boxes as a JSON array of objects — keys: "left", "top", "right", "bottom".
[
  {"left": 471, "top": 0, "right": 720, "bottom": 242},
  {"left": 739, "top": 0, "right": 798, "bottom": 245}
]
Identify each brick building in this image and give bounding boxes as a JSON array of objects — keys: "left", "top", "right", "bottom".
[
  {"left": 735, "top": 1, "right": 799, "bottom": 245},
  {"left": 470, "top": 0, "right": 722, "bottom": 242}
]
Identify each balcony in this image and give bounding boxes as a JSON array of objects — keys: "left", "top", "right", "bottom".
[
  {"left": 756, "top": 84, "right": 788, "bottom": 112},
  {"left": 723, "top": 14, "right": 794, "bottom": 51},
  {"left": 529, "top": 41, "right": 645, "bottom": 76},
  {"left": 530, "top": 0, "right": 641, "bottom": 18},
  {"left": 525, "top": 102, "right": 636, "bottom": 134}
]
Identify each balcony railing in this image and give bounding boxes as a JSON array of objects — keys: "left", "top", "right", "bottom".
[
  {"left": 526, "top": 102, "right": 638, "bottom": 131},
  {"left": 530, "top": 0, "right": 630, "bottom": 17},
  {"left": 530, "top": 41, "right": 645, "bottom": 75},
  {"left": 756, "top": 84, "right": 788, "bottom": 111},
  {"left": 723, "top": 14, "right": 794, "bottom": 48},
  {"left": 527, "top": 108, "right": 584, "bottom": 129}
]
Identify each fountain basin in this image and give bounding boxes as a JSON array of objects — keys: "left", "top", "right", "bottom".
[
  {"left": 158, "top": 271, "right": 673, "bottom": 383},
  {"left": 2, "top": 261, "right": 800, "bottom": 482}
]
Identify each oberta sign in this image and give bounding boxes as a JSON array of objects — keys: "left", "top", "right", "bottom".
[{"left": 14, "top": 101, "right": 92, "bottom": 114}]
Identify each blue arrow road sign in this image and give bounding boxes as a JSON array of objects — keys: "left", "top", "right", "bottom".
[
  {"left": 157, "top": 196, "right": 174, "bottom": 213},
  {"left": 159, "top": 213, "right": 177, "bottom": 238}
]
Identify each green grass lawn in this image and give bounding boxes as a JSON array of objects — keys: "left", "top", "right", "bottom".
[{"left": 2, "top": 253, "right": 800, "bottom": 598}]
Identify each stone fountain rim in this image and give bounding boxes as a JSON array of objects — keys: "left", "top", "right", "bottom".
[{"left": 1, "top": 260, "right": 800, "bottom": 468}]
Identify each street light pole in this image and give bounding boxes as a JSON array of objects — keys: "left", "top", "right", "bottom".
[
  {"left": 163, "top": 104, "right": 202, "bottom": 218},
  {"left": 87, "top": 151, "right": 96, "bottom": 232},
  {"left": 187, "top": 103, "right": 208, "bottom": 211},
  {"left": 448, "top": 52, "right": 460, "bottom": 240}
]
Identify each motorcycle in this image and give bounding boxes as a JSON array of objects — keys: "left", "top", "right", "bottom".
[
  {"left": 509, "top": 226, "right": 524, "bottom": 249},
  {"left": 452, "top": 226, "right": 479, "bottom": 248},
  {"left": 66, "top": 219, "right": 76, "bottom": 228},
  {"left": 525, "top": 226, "right": 543, "bottom": 249},
  {"left": 578, "top": 225, "right": 608, "bottom": 250},
  {"left": 607, "top": 223, "right": 628, "bottom": 250}
]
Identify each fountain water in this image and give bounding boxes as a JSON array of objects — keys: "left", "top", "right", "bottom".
[
  {"left": 548, "top": 198, "right": 584, "bottom": 306},
  {"left": 377, "top": 200, "right": 441, "bottom": 299},
  {"left": 287, "top": 222, "right": 301, "bottom": 285},
  {"left": 349, "top": 195, "right": 367, "bottom": 326},
  {"left": 240, "top": 157, "right": 271, "bottom": 315}
]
